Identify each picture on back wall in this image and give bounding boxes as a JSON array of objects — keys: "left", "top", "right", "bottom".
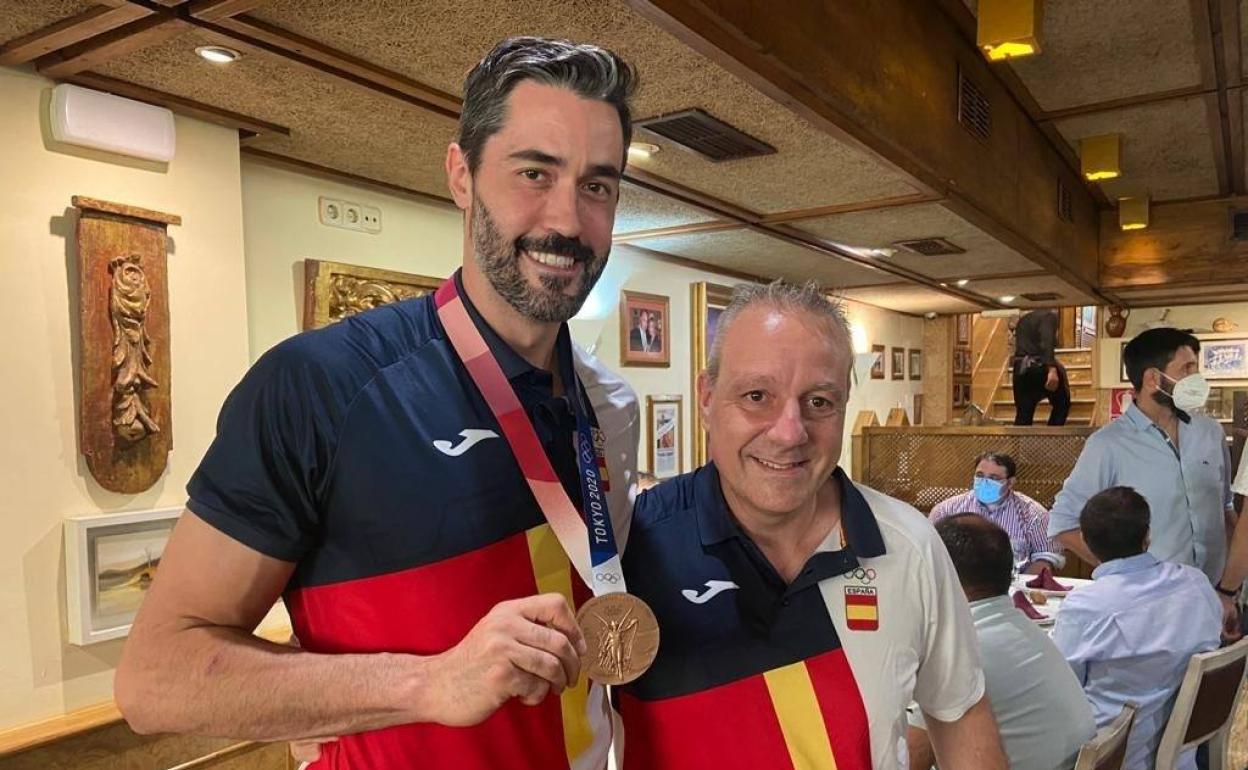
[{"left": 621, "top": 290, "right": 670, "bottom": 367}]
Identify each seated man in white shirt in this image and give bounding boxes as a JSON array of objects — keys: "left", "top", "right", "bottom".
[
  {"left": 1051, "top": 486, "right": 1221, "bottom": 770},
  {"left": 908, "top": 514, "right": 1095, "bottom": 770}
]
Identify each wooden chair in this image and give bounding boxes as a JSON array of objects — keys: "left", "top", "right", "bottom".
[
  {"left": 1154, "top": 638, "right": 1248, "bottom": 770},
  {"left": 1073, "top": 702, "right": 1137, "bottom": 770}
]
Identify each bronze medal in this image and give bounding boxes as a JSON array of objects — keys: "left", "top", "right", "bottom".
[{"left": 576, "top": 593, "right": 660, "bottom": 685}]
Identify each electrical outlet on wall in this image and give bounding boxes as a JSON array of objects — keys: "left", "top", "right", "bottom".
[
  {"left": 361, "top": 205, "right": 381, "bottom": 233},
  {"left": 342, "top": 203, "right": 362, "bottom": 230},
  {"left": 318, "top": 196, "right": 380, "bottom": 234},
  {"left": 318, "top": 196, "right": 343, "bottom": 226}
]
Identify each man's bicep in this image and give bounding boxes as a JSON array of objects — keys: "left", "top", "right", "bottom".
[{"left": 136, "top": 510, "right": 295, "bottom": 634}]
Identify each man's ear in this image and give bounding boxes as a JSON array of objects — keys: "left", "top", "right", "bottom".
[
  {"left": 446, "top": 143, "right": 473, "bottom": 210},
  {"left": 697, "top": 371, "right": 714, "bottom": 425}
]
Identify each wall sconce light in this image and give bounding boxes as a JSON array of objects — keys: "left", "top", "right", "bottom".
[
  {"left": 1118, "top": 196, "right": 1150, "bottom": 231},
  {"left": 1080, "top": 134, "right": 1122, "bottom": 181},
  {"left": 978, "top": 0, "right": 1043, "bottom": 61}
]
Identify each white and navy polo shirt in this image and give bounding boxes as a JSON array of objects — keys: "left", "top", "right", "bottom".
[{"left": 618, "top": 464, "right": 984, "bottom": 770}]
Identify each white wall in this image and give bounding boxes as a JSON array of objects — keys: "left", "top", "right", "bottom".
[
  {"left": 1097, "top": 302, "right": 1248, "bottom": 389},
  {"left": 0, "top": 67, "right": 252, "bottom": 728}
]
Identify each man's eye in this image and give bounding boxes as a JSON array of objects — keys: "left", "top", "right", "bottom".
[
  {"left": 521, "top": 169, "right": 545, "bottom": 181},
  {"left": 745, "top": 391, "right": 765, "bottom": 402}
]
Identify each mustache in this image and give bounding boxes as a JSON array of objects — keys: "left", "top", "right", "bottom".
[{"left": 515, "top": 234, "right": 597, "bottom": 262}]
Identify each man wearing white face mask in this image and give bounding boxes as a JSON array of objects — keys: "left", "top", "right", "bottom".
[
  {"left": 929, "top": 452, "right": 1063, "bottom": 574},
  {"left": 1048, "top": 328, "right": 1240, "bottom": 638}
]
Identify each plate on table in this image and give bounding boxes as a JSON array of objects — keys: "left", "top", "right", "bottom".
[{"left": 1016, "top": 576, "right": 1092, "bottom": 597}]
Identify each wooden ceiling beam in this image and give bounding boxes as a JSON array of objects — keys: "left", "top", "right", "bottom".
[
  {"left": 187, "top": 0, "right": 268, "bottom": 21},
  {"left": 0, "top": 5, "right": 152, "bottom": 65},
  {"left": 1038, "top": 85, "right": 1216, "bottom": 123},
  {"left": 756, "top": 192, "right": 939, "bottom": 225},
  {"left": 1192, "top": 0, "right": 1235, "bottom": 196},
  {"left": 613, "top": 221, "right": 742, "bottom": 242},
  {"left": 627, "top": 0, "right": 1106, "bottom": 307},
  {"left": 67, "top": 71, "right": 290, "bottom": 137},
  {"left": 35, "top": 13, "right": 188, "bottom": 78},
  {"left": 1218, "top": 0, "right": 1245, "bottom": 194}
]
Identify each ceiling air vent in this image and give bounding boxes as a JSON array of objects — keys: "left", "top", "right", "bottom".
[
  {"left": 893, "top": 237, "right": 966, "bottom": 256},
  {"left": 1022, "top": 292, "right": 1062, "bottom": 302},
  {"left": 635, "top": 108, "right": 776, "bottom": 162},
  {"left": 957, "top": 66, "right": 991, "bottom": 142},
  {"left": 1231, "top": 209, "right": 1248, "bottom": 241},
  {"left": 1057, "top": 179, "right": 1074, "bottom": 223}
]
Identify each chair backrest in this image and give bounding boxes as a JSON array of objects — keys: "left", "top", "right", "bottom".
[
  {"left": 1073, "top": 702, "right": 1137, "bottom": 770},
  {"left": 1154, "top": 638, "right": 1248, "bottom": 770}
]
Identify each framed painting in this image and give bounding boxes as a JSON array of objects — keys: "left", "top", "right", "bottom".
[
  {"left": 304, "top": 259, "right": 442, "bottom": 329},
  {"left": 64, "top": 508, "right": 181, "bottom": 645},
  {"left": 952, "top": 381, "right": 964, "bottom": 407},
  {"left": 909, "top": 349, "right": 922, "bottom": 381},
  {"left": 620, "top": 290, "right": 671, "bottom": 367},
  {"left": 890, "top": 347, "right": 905, "bottom": 380},
  {"left": 691, "top": 282, "right": 734, "bottom": 465},
  {"left": 1201, "top": 339, "right": 1248, "bottom": 380},
  {"left": 870, "top": 344, "right": 886, "bottom": 380},
  {"left": 647, "top": 394, "right": 684, "bottom": 479},
  {"left": 913, "top": 393, "right": 923, "bottom": 425},
  {"left": 956, "top": 314, "right": 971, "bottom": 345}
]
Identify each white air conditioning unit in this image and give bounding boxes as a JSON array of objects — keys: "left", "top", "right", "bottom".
[{"left": 49, "top": 83, "right": 176, "bottom": 162}]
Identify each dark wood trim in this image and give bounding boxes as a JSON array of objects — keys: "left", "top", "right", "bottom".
[
  {"left": 1039, "top": 85, "right": 1214, "bottom": 123},
  {"left": 36, "top": 13, "right": 188, "bottom": 78},
  {"left": 67, "top": 71, "right": 290, "bottom": 137},
  {"left": 240, "top": 147, "right": 457, "bottom": 208},
  {"left": 619, "top": 242, "right": 770, "bottom": 285},
  {"left": 613, "top": 221, "right": 741, "bottom": 242},
  {"left": 1192, "top": 0, "right": 1233, "bottom": 195},
  {"left": 622, "top": 167, "right": 759, "bottom": 222},
  {"left": 1125, "top": 292, "right": 1248, "bottom": 308},
  {"left": 1220, "top": 0, "right": 1245, "bottom": 194},
  {"left": 186, "top": 0, "right": 267, "bottom": 21},
  {"left": 72, "top": 195, "right": 182, "bottom": 224},
  {"left": 756, "top": 192, "right": 939, "bottom": 224},
  {"left": 0, "top": 5, "right": 152, "bottom": 65}
]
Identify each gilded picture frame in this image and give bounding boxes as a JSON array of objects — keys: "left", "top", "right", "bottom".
[
  {"left": 691, "top": 282, "right": 734, "bottom": 466},
  {"left": 303, "top": 259, "right": 443, "bottom": 330},
  {"left": 620, "top": 290, "right": 671, "bottom": 367},
  {"left": 647, "top": 394, "right": 684, "bottom": 479}
]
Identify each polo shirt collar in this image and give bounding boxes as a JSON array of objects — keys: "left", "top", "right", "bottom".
[
  {"left": 1091, "top": 551, "right": 1158, "bottom": 579},
  {"left": 693, "top": 462, "right": 886, "bottom": 558},
  {"left": 969, "top": 594, "right": 1014, "bottom": 620},
  {"left": 453, "top": 270, "right": 565, "bottom": 382}
]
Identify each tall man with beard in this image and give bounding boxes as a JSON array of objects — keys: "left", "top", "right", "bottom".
[{"left": 115, "top": 37, "right": 640, "bottom": 770}]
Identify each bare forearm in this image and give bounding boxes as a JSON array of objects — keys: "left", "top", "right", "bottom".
[
  {"left": 926, "top": 697, "right": 1006, "bottom": 770},
  {"left": 117, "top": 625, "right": 430, "bottom": 741},
  {"left": 1219, "top": 507, "right": 1248, "bottom": 592},
  {"left": 1056, "top": 529, "right": 1098, "bottom": 567}
]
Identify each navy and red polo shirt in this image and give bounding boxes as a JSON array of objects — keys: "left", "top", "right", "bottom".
[
  {"left": 187, "top": 274, "right": 638, "bottom": 769},
  {"left": 617, "top": 463, "right": 984, "bottom": 770}
]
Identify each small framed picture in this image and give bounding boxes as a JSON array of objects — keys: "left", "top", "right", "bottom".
[
  {"left": 621, "top": 290, "right": 671, "bottom": 367},
  {"left": 647, "top": 395, "right": 683, "bottom": 479},
  {"left": 960, "top": 383, "right": 973, "bottom": 406},
  {"left": 64, "top": 508, "right": 181, "bottom": 645},
  {"left": 890, "top": 347, "right": 905, "bottom": 380},
  {"left": 1201, "top": 339, "right": 1248, "bottom": 380},
  {"left": 953, "top": 348, "right": 965, "bottom": 375},
  {"left": 909, "top": 349, "right": 922, "bottom": 381},
  {"left": 952, "top": 382, "right": 964, "bottom": 407},
  {"left": 956, "top": 314, "right": 971, "bottom": 345},
  {"left": 913, "top": 393, "right": 923, "bottom": 425},
  {"left": 871, "top": 344, "right": 885, "bottom": 379}
]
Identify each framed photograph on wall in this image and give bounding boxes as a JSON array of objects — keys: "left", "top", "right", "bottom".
[
  {"left": 620, "top": 290, "right": 671, "bottom": 367},
  {"left": 909, "top": 349, "right": 922, "bottom": 381},
  {"left": 64, "top": 508, "right": 181, "bottom": 645},
  {"left": 956, "top": 314, "right": 971, "bottom": 345},
  {"left": 890, "top": 347, "right": 905, "bottom": 380},
  {"left": 952, "top": 381, "right": 964, "bottom": 407},
  {"left": 913, "top": 393, "right": 923, "bottom": 425},
  {"left": 691, "top": 282, "right": 733, "bottom": 466},
  {"left": 647, "top": 395, "right": 683, "bottom": 479},
  {"left": 1201, "top": 339, "right": 1248, "bottom": 380},
  {"left": 870, "top": 344, "right": 885, "bottom": 379}
]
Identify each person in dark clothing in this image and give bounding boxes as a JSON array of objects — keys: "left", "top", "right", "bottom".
[{"left": 1012, "top": 309, "right": 1070, "bottom": 426}]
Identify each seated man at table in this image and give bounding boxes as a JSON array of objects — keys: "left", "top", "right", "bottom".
[
  {"left": 929, "top": 452, "right": 1064, "bottom": 574},
  {"left": 907, "top": 514, "right": 1094, "bottom": 770},
  {"left": 1051, "top": 486, "right": 1221, "bottom": 770}
]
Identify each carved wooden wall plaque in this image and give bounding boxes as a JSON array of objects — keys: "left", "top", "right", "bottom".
[
  {"left": 74, "top": 196, "right": 180, "bottom": 494},
  {"left": 302, "top": 259, "right": 442, "bottom": 330}
]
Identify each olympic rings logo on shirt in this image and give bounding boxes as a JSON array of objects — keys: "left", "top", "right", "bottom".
[
  {"left": 841, "top": 567, "right": 877, "bottom": 584},
  {"left": 594, "top": 572, "right": 621, "bottom": 584}
]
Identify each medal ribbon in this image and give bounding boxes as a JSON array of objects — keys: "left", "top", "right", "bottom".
[{"left": 435, "top": 276, "right": 624, "bottom": 596}]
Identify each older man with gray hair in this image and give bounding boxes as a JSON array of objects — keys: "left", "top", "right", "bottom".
[{"left": 616, "top": 281, "right": 1005, "bottom": 770}]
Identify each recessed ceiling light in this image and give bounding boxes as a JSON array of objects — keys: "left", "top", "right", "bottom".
[
  {"left": 999, "top": 295, "right": 1016, "bottom": 303},
  {"left": 956, "top": 279, "right": 970, "bottom": 287},
  {"left": 196, "top": 45, "right": 241, "bottom": 64},
  {"left": 627, "top": 142, "right": 660, "bottom": 160}
]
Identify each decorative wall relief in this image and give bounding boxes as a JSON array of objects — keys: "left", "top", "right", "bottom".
[
  {"left": 303, "top": 259, "right": 442, "bottom": 329},
  {"left": 74, "top": 196, "right": 178, "bottom": 494}
]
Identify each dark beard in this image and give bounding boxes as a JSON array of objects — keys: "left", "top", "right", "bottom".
[{"left": 470, "top": 197, "right": 607, "bottom": 323}]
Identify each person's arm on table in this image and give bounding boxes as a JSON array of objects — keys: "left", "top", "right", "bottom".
[{"left": 115, "top": 512, "right": 584, "bottom": 742}]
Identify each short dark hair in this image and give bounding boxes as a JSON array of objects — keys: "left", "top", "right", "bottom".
[
  {"left": 1080, "top": 486, "right": 1150, "bottom": 562},
  {"left": 974, "top": 451, "right": 1016, "bottom": 479},
  {"left": 935, "top": 514, "right": 1014, "bottom": 600},
  {"left": 1123, "top": 327, "right": 1201, "bottom": 391},
  {"left": 459, "top": 37, "right": 638, "bottom": 174}
]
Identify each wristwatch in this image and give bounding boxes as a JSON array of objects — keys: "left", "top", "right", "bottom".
[{"left": 1215, "top": 583, "right": 1240, "bottom": 598}]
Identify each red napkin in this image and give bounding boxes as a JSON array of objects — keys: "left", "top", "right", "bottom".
[
  {"left": 1025, "top": 566, "right": 1071, "bottom": 592},
  {"left": 1012, "top": 590, "right": 1047, "bottom": 620}
]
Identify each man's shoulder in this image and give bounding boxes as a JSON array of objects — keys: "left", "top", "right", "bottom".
[
  {"left": 854, "top": 483, "right": 943, "bottom": 558},
  {"left": 574, "top": 344, "right": 638, "bottom": 415},
  {"left": 633, "top": 468, "right": 703, "bottom": 530},
  {"left": 930, "top": 490, "right": 974, "bottom": 519}
]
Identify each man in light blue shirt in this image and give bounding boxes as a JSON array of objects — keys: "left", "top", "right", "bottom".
[
  {"left": 1047, "top": 328, "right": 1238, "bottom": 632},
  {"left": 1052, "top": 487, "right": 1221, "bottom": 770},
  {"left": 908, "top": 514, "right": 1095, "bottom": 770}
]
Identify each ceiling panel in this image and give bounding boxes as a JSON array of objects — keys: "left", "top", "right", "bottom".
[
  {"left": 0, "top": 1, "right": 97, "bottom": 43},
  {"left": 790, "top": 202, "right": 1040, "bottom": 279},
  {"left": 626, "top": 229, "right": 895, "bottom": 288},
  {"left": 961, "top": 275, "right": 1097, "bottom": 308},
  {"left": 614, "top": 182, "right": 719, "bottom": 235},
  {"left": 1053, "top": 96, "right": 1219, "bottom": 201},
  {"left": 1115, "top": 282, "right": 1248, "bottom": 300},
  {"left": 94, "top": 30, "right": 457, "bottom": 198},
  {"left": 1005, "top": 0, "right": 1204, "bottom": 112},
  {"left": 841, "top": 284, "right": 981, "bottom": 315},
  {"left": 245, "top": 0, "right": 919, "bottom": 213}
]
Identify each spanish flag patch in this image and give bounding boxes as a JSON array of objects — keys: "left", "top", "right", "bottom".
[{"left": 844, "top": 586, "right": 879, "bottom": 631}]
